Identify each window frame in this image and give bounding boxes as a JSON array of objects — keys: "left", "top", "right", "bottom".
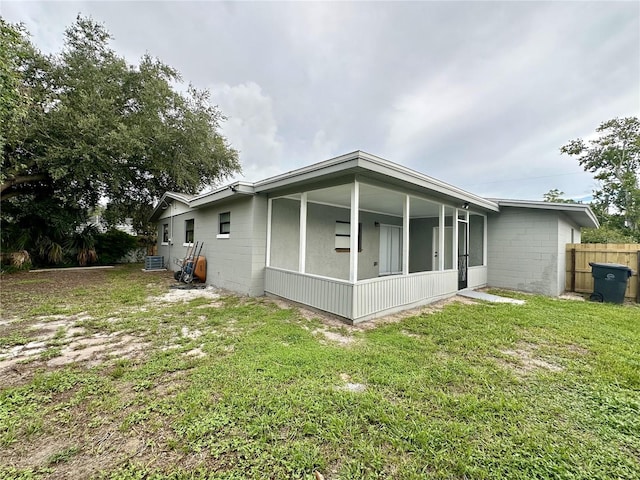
[
  {"left": 335, "top": 220, "right": 362, "bottom": 252},
  {"left": 161, "top": 223, "right": 169, "bottom": 245},
  {"left": 217, "top": 211, "right": 231, "bottom": 239},
  {"left": 184, "top": 219, "right": 194, "bottom": 245}
]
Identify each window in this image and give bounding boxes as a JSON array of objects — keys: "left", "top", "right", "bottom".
[
  {"left": 162, "top": 223, "right": 169, "bottom": 244},
  {"left": 468, "top": 214, "right": 485, "bottom": 267},
  {"left": 218, "top": 212, "right": 231, "bottom": 238},
  {"left": 185, "top": 219, "right": 194, "bottom": 244},
  {"left": 335, "top": 221, "right": 362, "bottom": 252},
  {"left": 379, "top": 225, "right": 402, "bottom": 275}
]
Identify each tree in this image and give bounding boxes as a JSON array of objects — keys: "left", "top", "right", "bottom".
[
  {"left": 1, "top": 17, "right": 240, "bottom": 263},
  {"left": 1, "top": 17, "right": 239, "bottom": 220},
  {"left": 561, "top": 117, "right": 640, "bottom": 240},
  {"left": 542, "top": 189, "right": 578, "bottom": 204},
  {"left": 0, "top": 19, "right": 32, "bottom": 154}
]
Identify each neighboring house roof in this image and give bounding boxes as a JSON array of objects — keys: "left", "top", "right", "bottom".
[
  {"left": 490, "top": 198, "right": 600, "bottom": 229},
  {"left": 150, "top": 151, "right": 599, "bottom": 229}
]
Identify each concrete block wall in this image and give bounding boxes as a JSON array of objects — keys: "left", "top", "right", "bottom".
[
  {"left": 270, "top": 198, "right": 301, "bottom": 272},
  {"left": 557, "top": 214, "right": 580, "bottom": 296},
  {"left": 156, "top": 196, "right": 268, "bottom": 296},
  {"left": 487, "top": 208, "right": 562, "bottom": 296},
  {"left": 157, "top": 210, "right": 192, "bottom": 270},
  {"left": 196, "top": 196, "right": 268, "bottom": 296},
  {"left": 248, "top": 196, "right": 268, "bottom": 296}
]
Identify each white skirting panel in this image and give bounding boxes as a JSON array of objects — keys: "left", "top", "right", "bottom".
[
  {"left": 265, "top": 267, "right": 353, "bottom": 319},
  {"left": 266, "top": 267, "right": 460, "bottom": 322},
  {"left": 352, "top": 270, "right": 458, "bottom": 321},
  {"left": 467, "top": 266, "right": 488, "bottom": 289}
]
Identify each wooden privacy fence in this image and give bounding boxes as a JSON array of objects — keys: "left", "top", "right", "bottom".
[{"left": 566, "top": 244, "right": 640, "bottom": 302}]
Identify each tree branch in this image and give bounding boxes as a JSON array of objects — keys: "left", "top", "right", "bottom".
[
  {"left": 0, "top": 173, "right": 48, "bottom": 196},
  {"left": 0, "top": 190, "right": 25, "bottom": 202}
]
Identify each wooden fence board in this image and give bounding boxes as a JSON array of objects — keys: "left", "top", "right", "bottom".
[{"left": 565, "top": 244, "right": 639, "bottom": 301}]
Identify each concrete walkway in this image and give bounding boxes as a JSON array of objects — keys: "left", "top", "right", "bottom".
[{"left": 458, "top": 289, "right": 525, "bottom": 305}]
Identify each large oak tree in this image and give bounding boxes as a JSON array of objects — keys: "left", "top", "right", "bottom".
[{"left": 1, "top": 17, "right": 239, "bottom": 252}]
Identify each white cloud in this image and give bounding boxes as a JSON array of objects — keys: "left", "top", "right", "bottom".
[{"left": 211, "top": 82, "right": 285, "bottom": 182}]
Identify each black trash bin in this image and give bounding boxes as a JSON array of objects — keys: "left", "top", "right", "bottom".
[{"left": 589, "top": 262, "right": 632, "bottom": 304}]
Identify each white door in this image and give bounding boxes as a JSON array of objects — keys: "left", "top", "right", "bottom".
[
  {"left": 379, "top": 225, "right": 402, "bottom": 275},
  {"left": 432, "top": 226, "right": 453, "bottom": 270}
]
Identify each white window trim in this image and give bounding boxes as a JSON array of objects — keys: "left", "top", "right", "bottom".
[
  {"left": 161, "top": 223, "right": 170, "bottom": 245},
  {"left": 183, "top": 242, "right": 194, "bottom": 247},
  {"left": 216, "top": 233, "right": 230, "bottom": 239}
]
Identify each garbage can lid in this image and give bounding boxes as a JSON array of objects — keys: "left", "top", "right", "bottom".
[{"left": 589, "top": 262, "right": 632, "bottom": 270}]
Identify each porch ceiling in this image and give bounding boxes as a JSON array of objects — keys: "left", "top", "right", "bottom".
[{"left": 305, "top": 183, "right": 441, "bottom": 217}]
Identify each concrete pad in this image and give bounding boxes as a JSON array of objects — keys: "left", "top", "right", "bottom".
[
  {"left": 30, "top": 266, "right": 114, "bottom": 273},
  {"left": 458, "top": 290, "right": 525, "bottom": 305}
]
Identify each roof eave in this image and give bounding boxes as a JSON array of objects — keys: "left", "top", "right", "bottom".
[
  {"left": 148, "top": 192, "right": 192, "bottom": 222},
  {"left": 254, "top": 150, "right": 500, "bottom": 212},
  {"left": 491, "top": 199, "right": 600, "bottom": 229},
  {"left": 189, "top": 182, "right": 255, "bottom": 208}
]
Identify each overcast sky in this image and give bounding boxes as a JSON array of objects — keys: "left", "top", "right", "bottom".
[{"left": 3, "top": 1, "right": 639, "bottom": 201}]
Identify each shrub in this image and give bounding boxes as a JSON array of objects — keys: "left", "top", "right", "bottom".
[{"left": 95, "top": 230, "right": 138, "bottom": 264}]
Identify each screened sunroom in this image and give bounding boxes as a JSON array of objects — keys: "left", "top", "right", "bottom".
[{"left": 264, "top": 178, "right": 489, "bottom": 323}]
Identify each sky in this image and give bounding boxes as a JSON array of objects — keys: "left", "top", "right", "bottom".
[{"left": 3, "top": 1, "right": 639, "bottom": 201}]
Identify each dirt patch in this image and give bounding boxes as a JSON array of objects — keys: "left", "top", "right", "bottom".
[
  {"left": 497, "top": 342, "right": 564, "bottom": 376},
  {"left": 558, "top": 292, "right": 587, "bottom": 301},
  {"left": 0, "top": 331, "right": 151, "bottom": 381},
  {"left": 148, "top": 286, "right": 220, "bottom": 303},
  {"left": 336, "top": 373, "right": 366, "bottom": 393},
  {"left": 313, "top": 328, "right": 356, "bottom": 346},
  {"left": 181, "top": 326, "right": 203, "bottom": 339},
  {"left": 269, "top": 297, "right": 338, "bottom": 323},
  {"left": 184, "top": 347, "right": 207, "bottom": 358},
  {"left": 565, "top": 343, "right": 590, "bottom": 355}
]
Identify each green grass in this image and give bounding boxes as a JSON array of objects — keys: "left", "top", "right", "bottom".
[{"left": 0, "top": 265, "right": 638, "bottom": 479}]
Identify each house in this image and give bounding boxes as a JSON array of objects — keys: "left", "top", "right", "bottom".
[{"left": 150, "top": 151, "right": 598, "bottom": 323}]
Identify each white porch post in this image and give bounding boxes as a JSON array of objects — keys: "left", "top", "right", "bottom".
[
  {"left": 402, "top": 195, "right": 410, "bottom": 275},
  {"left": 349, "top": 181, "right": 359, "bottom": 283},
  {"left": 483, "top": 214, "right": 488, "bottom": 267},
  {"left": 266, "top": 198, "right": 272, "bottom": 267},
  {"left": 299, "top": 192, "right": 307, "bottom": 273},
  {"left": 453, "top": 210, "right": 459, "bottom": 275},
  {"left": 439, "top": 205, "right": 445, "bottom": 271}
]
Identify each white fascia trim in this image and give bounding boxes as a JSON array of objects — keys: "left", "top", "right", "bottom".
[
  {"left": 490, "top": 198, "right": 600, "bottom": 228},
  {"left": 254, "top": 151, "right": 361, "bottom": 189},
  {"left": 356, "top": 153, "right": 499, "bottom": 212},
  {"left": 190, "top": 182, "right": 255, "bottom": 208}
]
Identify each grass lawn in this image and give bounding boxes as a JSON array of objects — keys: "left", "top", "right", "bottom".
[{"left": 0, "top": 265, "right": 639, "bottom": 479}]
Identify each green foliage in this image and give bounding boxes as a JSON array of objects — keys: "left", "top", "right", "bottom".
[
  {"left": 95, "top": 229, "right": 139, "bottom": 265},
  {"left": 66, "top": 225, "right": 99, "bottom": 266},
  {"left": 0, "top": 20, "right": 32, "bottom": 155},
  {"left": 1, "top": 16, "right": 240, "bottom": 256},
  {"left": 542, "top": 189, "right": 579, "bottom": 204},
  {"left": 581, "top": 225, "right": 637, "bottom": 244},
  {"left": 561, "top": 117, "right": 640, "bottom": 240},
  {"left": 1, "top": 194, "right": 84, "bottom": 265}
]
